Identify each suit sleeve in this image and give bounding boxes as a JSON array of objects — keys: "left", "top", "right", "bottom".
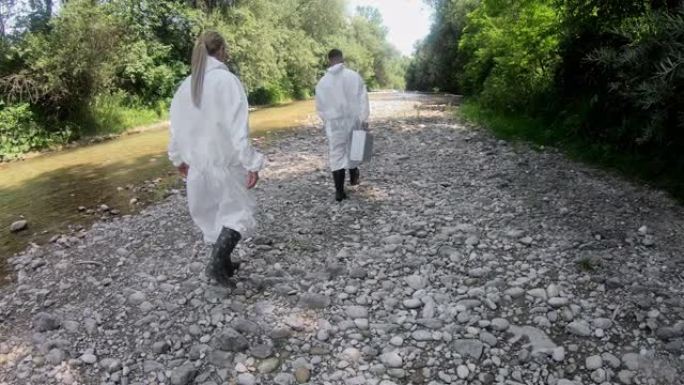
[
  {"left": 315, "top": 83, "right": 329, "bottom": 122},
  {"left": 167, "top": 95, "right": 185, "bottom": 167},
  {"left": 221, "top": 76, "right": 264, "bottom": 172},
  {"left": 358, "top": 74, "right": 370, "bottom": 122}
]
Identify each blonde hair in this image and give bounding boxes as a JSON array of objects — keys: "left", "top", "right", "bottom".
[{"left": 191, "top": 31, "right": 226, "bottom": 108}]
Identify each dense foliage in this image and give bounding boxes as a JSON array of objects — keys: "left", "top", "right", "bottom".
[
  {"left": 408, "top": 0, "right": 684, "bottom": 194},
  {"left": 0, "top": 0, "right": 405, "bottom": 159}
]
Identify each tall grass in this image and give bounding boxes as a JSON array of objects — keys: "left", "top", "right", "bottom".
[{"left": 82, "top": 92, "right": 168, "bottom": 136}]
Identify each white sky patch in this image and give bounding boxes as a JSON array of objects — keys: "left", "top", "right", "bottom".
[{"left": 347, "top": 0, "right": 432, "bottom": 57}]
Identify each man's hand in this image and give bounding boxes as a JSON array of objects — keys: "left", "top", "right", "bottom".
[
  {"left": 247, "top": 171, "right": 259, "bottom": 189},
  {"left": 177, "top": 163, "right": 189, "bottom": 177}
]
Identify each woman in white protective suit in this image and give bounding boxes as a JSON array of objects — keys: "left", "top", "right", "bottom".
[
  {"left": 315, "top": 49, "right": 370, "bottom": 201},
  {"left": 168, "top": 31, "right": 264, "bottom": 286}
]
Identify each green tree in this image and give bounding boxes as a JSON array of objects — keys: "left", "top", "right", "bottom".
[{"left": 1, "top": 0, "right": 125, "bottom": 120}]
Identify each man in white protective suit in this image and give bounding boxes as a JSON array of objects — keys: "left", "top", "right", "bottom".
[
  {"left": 168, "top": 31, "right": 265, "bottom": 286},
  {"left": 315, "top": 49, "right": 370, "bottom": 201}
]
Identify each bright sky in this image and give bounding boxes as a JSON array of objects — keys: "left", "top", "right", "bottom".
[{"left": 347, "top": 0, "right": 433, "bottom": 57}]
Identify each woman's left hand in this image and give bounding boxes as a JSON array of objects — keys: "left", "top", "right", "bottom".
[
  {"left": 178, "top": 163, "right": 189, "bottom": 177},
  {"left": 247, "top": 171, "right": 259, "bottom": 189}
]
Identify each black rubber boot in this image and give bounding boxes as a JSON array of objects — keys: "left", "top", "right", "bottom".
[
  {"left": 332, "top": 169, "right": 347, "bottom": 202},
  {"left": 206, "top": 227, "right": 242, "bottom": 286},
  {"left": 349, "top": 168, "right": 360, "bottom": 186}
]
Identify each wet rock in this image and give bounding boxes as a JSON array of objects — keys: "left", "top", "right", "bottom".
[{"left": 10, "top": 220, "right": 28, "bottom": 232}]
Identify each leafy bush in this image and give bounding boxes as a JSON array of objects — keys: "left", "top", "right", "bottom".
[
  {"left": 1, "top": 0, "right": 125, "bottom": 121},
  {"left": 581, "top": 10, "right": 684, "bottom": 149},
  {"left": 116, "top": 40, "right": 188, "bottom": 105},
  {"left": 248, "top": 84, "right": 289, "bottom": 106},
  {"left": 84, "top": 92, "right": 168, "bottom": 136},
  {"left": 0, "top": 103, "right": 69, "bottom": 160},
  {"left": 458, "top": 0, "right": 560, "bottom": 113}
]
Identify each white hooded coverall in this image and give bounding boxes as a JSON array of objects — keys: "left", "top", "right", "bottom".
[
  {"left": 168, "top": 57, "right": 264, "bottom": 243},
  {"left": 315, "top": 63, "right": 370, "bottom": 171}
]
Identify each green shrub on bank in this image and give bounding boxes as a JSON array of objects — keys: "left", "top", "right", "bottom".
[{"left": 0, "top": 103, "right": 71, "bottom": 160}]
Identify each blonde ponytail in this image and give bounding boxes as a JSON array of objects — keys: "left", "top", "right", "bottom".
[
  {"left": 190, "top": 31, "right": 226, "bottom": 108},
  {"left": 191, "top": 39, "right": 208, "bottom": 108}
]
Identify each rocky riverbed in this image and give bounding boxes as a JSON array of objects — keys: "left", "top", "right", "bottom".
[{"left": 1, "top": 95, "right": 683, "bottom": 385}]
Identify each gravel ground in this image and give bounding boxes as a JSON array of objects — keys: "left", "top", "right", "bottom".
[{"left": 1, "top": 94, "right": 683, "bottom": 385}]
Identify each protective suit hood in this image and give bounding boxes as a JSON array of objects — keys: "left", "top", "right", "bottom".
[
  {"left": 327, "top": 63, "right": 345, "bottom": 75},
  {"left": 205, "top": 56, "right": 228, "bottom": 73}
]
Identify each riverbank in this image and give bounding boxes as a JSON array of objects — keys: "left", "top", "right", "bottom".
[
  {"left": 458, "top": 101, "right": 684, "bottom": 204},
  {"left": 0, "top": 94, "right": 682, "bottom": 385}
]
